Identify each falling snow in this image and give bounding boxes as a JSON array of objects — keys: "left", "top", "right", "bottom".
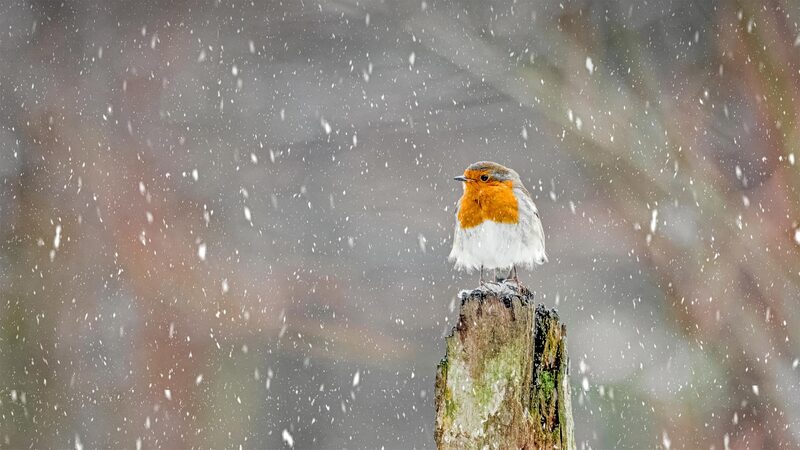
[
  {"left": 585, "top": 56, "right": 595, "bottom": 74},
  {"left": 281, "top": 429, "right": 294, "bottom": 448},
  {"left": 0, "top": 2, "right": 797, "bottom": 450},
  {"left": 197, "top": 243, "right": 207, "bottom": 261}
]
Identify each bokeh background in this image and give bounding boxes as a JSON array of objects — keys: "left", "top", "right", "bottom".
[{"left": 2, "top": 0, "right": 800, "bottom": 448}]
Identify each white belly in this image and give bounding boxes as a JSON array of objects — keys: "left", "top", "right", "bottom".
[{"left": 449, "top": 220, "right": 546, "bottom": 272}]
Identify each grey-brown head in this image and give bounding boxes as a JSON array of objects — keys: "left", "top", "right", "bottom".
[{"left": 453, "top": 161, "right": 522, "bottom": 184}]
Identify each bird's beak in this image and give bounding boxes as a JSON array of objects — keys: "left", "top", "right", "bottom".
[{"left": 453, "top": 175, "right": 469, "bottom": 182}]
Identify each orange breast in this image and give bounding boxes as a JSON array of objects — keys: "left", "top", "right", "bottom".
[{"left": 457, "top": 180, "right": 519, "bottom": 229}]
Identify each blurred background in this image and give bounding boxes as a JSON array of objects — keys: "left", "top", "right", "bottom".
[{"left": 2, "top": 0, "right": 800, "bottom": 448}]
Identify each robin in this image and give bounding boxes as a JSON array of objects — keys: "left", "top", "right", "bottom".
[{"left": 449, "top": 161, "right": 547, "bottom": 284}]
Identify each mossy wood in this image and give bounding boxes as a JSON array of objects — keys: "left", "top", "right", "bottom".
[{"left": 435, "top": 282, "right": 575, "bottom": 450}]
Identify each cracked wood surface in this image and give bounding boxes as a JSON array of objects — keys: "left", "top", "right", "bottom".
[{"left": 435, "top": 281, "right": 575, "bottom": 450}]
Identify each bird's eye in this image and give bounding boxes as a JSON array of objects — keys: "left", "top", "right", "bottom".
[{"left": 480, "top": 174, "right": 490, "bottom": 182}]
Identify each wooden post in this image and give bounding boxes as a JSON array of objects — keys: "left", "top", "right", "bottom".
[{"left": 435, "top": 281, "right": 575, "bottom": 450}]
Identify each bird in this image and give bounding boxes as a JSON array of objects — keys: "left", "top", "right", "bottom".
[{"left": 449, "top": 161, "right": 547, "bottom": 285}]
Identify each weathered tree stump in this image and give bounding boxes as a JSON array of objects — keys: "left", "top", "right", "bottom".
[{"left": 435, "top": 281, "right": 575, "bottom": 450}]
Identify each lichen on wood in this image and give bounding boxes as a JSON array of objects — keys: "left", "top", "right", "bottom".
[{"left": 434, "top": 281, "right": 575, "bottom": 450}]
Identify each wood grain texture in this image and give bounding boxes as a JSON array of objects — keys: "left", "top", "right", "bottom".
[{"left": 435, "top": 281, "right": 574, "bottom": 450}]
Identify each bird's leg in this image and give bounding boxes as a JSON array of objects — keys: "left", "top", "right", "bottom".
[
  {"left": 479, "top": 265, "right": 485, "bottom": 286},
  {"left": 493, "top": 268, "right": 498, "bottom": 283},
  {"left": 513, "top": 264, "right": 519, "bottom": 283},
  {"left": 505, "top": 266, "right": 514, "bottom": 281}
]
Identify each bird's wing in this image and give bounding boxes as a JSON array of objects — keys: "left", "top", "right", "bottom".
[{"left": 515, "top": 185, "right": 547, "bottom": 262}]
